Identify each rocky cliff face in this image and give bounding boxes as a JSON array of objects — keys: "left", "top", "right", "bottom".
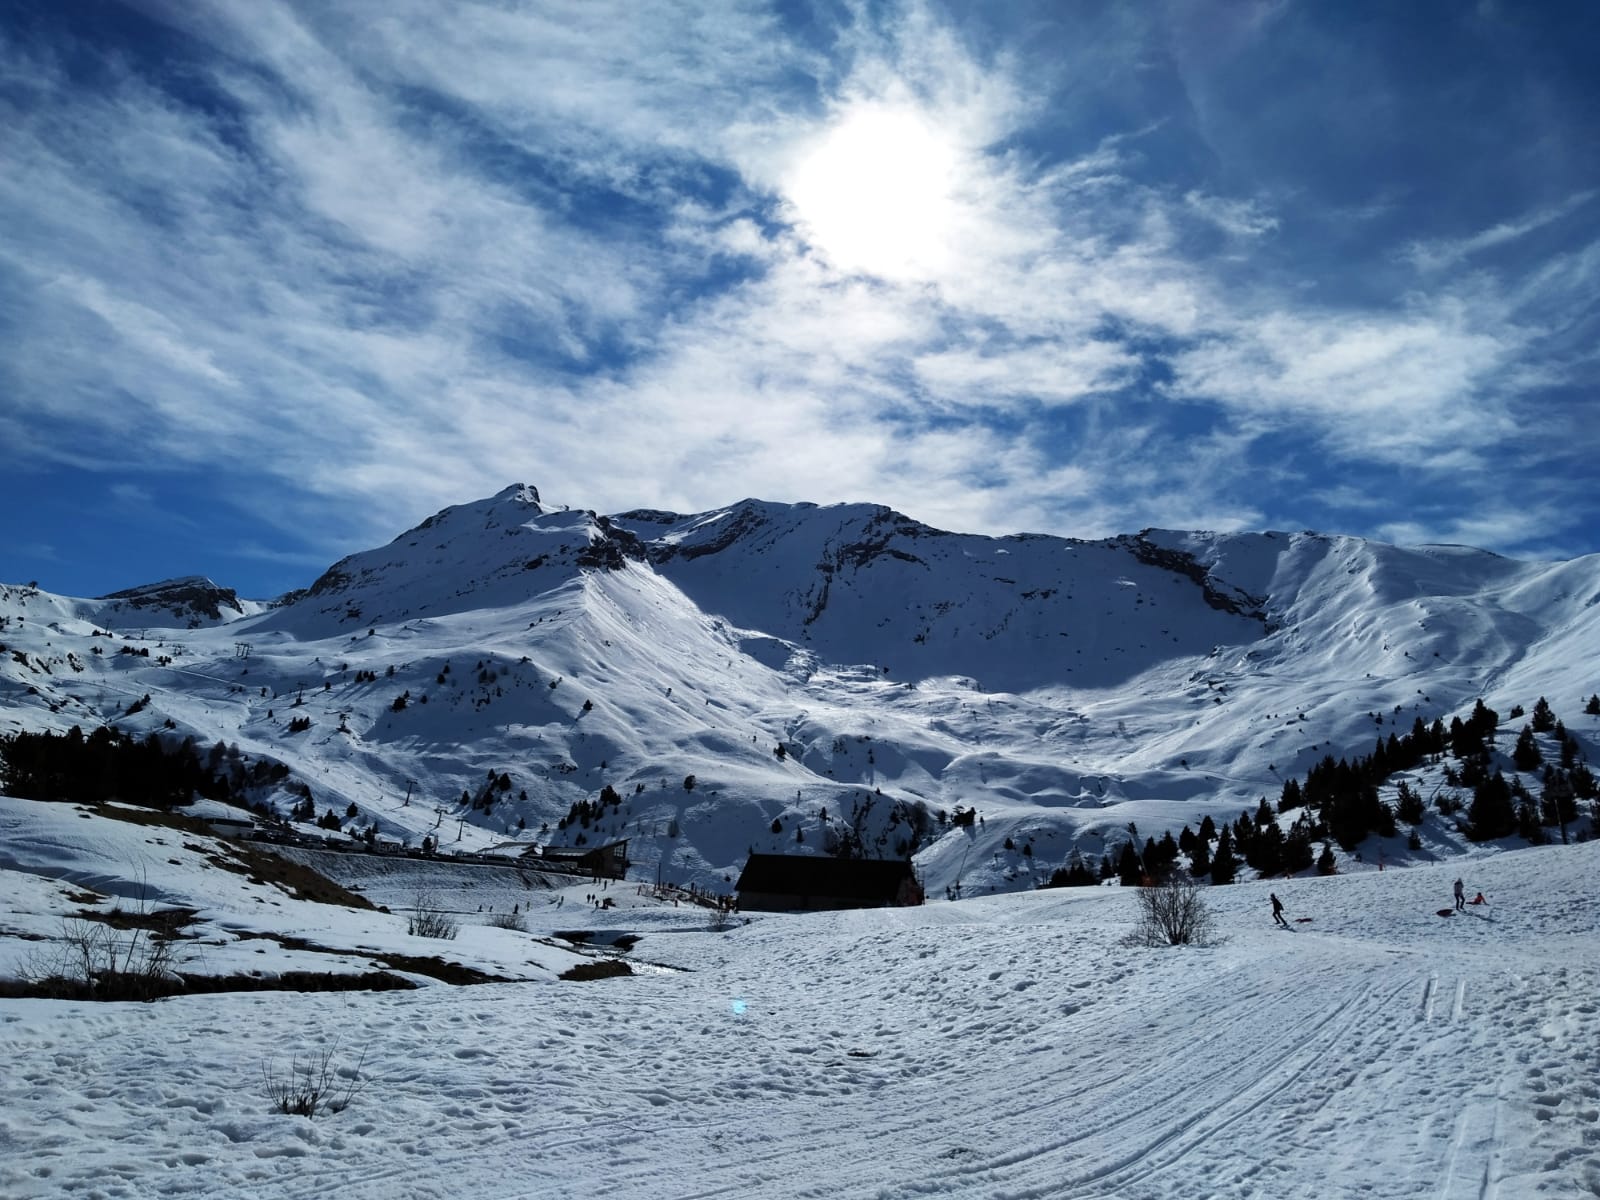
[{"left": 99, "top": 577, "right": 244, "bottom": 626}]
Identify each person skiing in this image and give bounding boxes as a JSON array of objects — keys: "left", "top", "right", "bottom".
[
  {"left": 1453, "top": 878, "right": 1465, "bottom": 911},
  {"left": 1270, "top": 892, "right": 1288, "bottom": 927}
]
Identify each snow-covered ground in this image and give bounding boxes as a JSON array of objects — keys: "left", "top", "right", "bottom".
[{"left": 2, "top": 794, "right": 1597, "bottom": 1199}]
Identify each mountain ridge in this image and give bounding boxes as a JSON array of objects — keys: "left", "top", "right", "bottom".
[{"left": 2, "top": 484, "right": 1596, "bottom": 896}]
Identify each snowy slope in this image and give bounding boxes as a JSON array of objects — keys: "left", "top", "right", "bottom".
[
  {"left": 2, "top": 486, "right": 1598, "bottom": 898},
  {"left": 0, "top": 796, "right": 599, "bottom": 987},
  {"left": 1, "top": 804, "right": 1596, "bottom": 1200}
]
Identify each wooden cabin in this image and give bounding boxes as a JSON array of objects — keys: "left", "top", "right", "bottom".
[
  {"left": 735, "top": 853, "right": 924, "bottom": 912},
  {"left": 527, "top": 839, "right": 630, "bottom": 880}
]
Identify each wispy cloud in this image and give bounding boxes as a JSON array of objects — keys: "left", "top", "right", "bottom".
[
  {"left": 0, "top": 0, "right": 1594, "bottom": 590},
  {"left": 1404, "top": 191, "right": 1598, "bottom": 273},
  {"left": 1183, "top": 190, "right": 1279, "bottom": 238},
  {"left": 1170, "top": 300, "right": 1521, "bottom": 460}
]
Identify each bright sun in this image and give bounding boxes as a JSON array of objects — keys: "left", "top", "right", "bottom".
[{"left": 784, "top": 104, "right": 961, "bottom": 281}]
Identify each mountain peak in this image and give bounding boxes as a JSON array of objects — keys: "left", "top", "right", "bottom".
[
  {"left": 97, "top": 576, "right": 244, "bottom": 624},
  {"left": 496, "top": 482, "right": 543, "bottom": 507}
]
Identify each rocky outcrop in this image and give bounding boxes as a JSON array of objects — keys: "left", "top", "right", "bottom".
[{"left": 100, "top": 577, "right": 244, "bottom": 624}]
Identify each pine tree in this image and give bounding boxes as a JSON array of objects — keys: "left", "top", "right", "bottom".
[
  {"left": 1516, "top": 797, "right": 1544, "bottom": 843},
  {"left": 1530, "top": 697, "right": 1556, "bottom": 733},
  {"left": 1470, "top": 699, "right": 1500, "bottom": 738},
  {"left": 1327, "top": 775, "right": 1383, "bottom": 849},
  {"left": 1050, "top": 850, "right": 1096, "bottom": 887},
  {"left": 1395, "top": 780, "right": 1426, "bottom": 825},
  {"left": 1156, "top": 830, "right": 1180, "bottom": 870},
  {"left": 1541, "top": 768, "right": 1577, "bottom": 841},
  {"left": 1284, "top": 818, "right": 1316, "bottom": 873},
  {"left": 1512, "top": 726, "right": 1542, "bottom": 771},
  {"left": 1467, "top": 771, "right": 1516, "bottom": 841},
  {"left": 1248, "top": 818, "right": 1285, "bottom": 877},
  {"left": 1209, "top": 827, "right": 1238, "bottom": 885},
  {"left": 1117, "top": 842, "right": 1144, "bottom": 887},
  {"left": 1570, "top": 762, "right": 1598, "bottom": 799},
  {"left": 1279, "top": 777, "right": 1303, "bottom": 812}
]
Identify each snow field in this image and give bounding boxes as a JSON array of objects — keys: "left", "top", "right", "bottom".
[{"left": 3, "top": 831, "right": 1597, "bottom": 1199}]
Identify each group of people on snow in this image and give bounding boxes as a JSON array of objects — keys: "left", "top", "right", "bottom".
[
  {"left": 1268, "top": 879, "right": 1485, "bottom": 928},
  {"left": 1454, "top": 878, "right": 1486, "bottom": 909}
]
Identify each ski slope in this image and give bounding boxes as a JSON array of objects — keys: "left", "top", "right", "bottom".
[{"left": 2, "top": 796, "right": 1596, "bottom": 1200}]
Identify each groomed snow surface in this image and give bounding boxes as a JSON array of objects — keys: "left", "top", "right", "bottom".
[{"left": 3, "top": 799, "right": 1598, "bottom": 1199}]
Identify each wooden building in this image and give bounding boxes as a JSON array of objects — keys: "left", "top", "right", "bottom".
[
  {"left": 203, "top": 816, "right": 256, "bottom": 840},
  {"left": 735, "top": 853, "right": 924, "bottom": 912},
  {"left": 526, "top": 839, "right": 630, "bottom": 880}
]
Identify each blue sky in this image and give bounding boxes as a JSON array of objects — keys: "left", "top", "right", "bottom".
[{"left": 2, "top": 0, "right": 1596, "bottom": 599}]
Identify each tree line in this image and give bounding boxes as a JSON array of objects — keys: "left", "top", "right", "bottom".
[{"left": 0, "top": 725, "right": 287, "bottom": 810}]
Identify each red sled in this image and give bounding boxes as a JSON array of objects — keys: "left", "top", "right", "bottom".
[
  {"left": 1436, "top": 908, "right": 1454, "bottom": 917},
  {"left": 1293, "top": 917, "right": 1313, "bottom": 923}
]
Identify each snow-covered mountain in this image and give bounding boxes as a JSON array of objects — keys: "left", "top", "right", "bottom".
[{"left": 2, "top": 483, "right": 1597, "bottom": 894}]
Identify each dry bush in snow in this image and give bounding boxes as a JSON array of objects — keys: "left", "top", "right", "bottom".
[
  {"left": 407, "top": 890, "right": 459, "bottom": 939},
  {"left": 1125, "top": 876, "right": 1222, "bottom": 948},
  {"left": 22, "top": 917, "right": 181, "bottom": 1000},
  {"left": 262, "top": 1042, "right": 367, "bottom": 1118}
]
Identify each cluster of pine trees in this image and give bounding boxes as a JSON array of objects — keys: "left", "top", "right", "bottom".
[
  {"left": 1047, "top": 809, "right": 1336, "bottom": 891},
  {"left": 1275, "top": 697, "right": 1594, "bottom": 847},
  {"left": 1276, "top": 711, "right": 1459, "bottom": 848},
  {"left": 1048, "top": 693, "right": 1596, "bottom": 889},
  {"left": 1449, "top": 697, "right": 1595, "bottom": 842},
  {"left": 0, "top": 725, "right": 288, "bottom": 810},
  {"left": 559, "top": 783, "right": 624, "bottom": 832}
]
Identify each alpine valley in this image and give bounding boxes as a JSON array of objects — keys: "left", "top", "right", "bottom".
[{"left": 3, "top": 482, "right": 1597, "bottom": 897}]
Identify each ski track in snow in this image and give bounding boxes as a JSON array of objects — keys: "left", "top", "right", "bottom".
[{"left": 4, "top": 836, "right": 1600, "bottom": 1200}]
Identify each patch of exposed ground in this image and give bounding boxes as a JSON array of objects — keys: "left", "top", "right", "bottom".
[{"left": 233, "top": 931, "right": 514, "bottom": 985}]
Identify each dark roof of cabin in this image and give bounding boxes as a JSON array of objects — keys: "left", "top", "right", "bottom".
[
  {"left": 735, "top": 853, "right": 915, "bottom": 899},
  {"left": 537, "top": 840, "right": 627, "bottom": 862}
]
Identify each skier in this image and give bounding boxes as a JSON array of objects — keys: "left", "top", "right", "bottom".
[
  {"left": 1270, "top": 892, "right": 1288, "bottom": 927},
  {"left": 1453, "top": 878, "right": 1465, "bottom": 911}
]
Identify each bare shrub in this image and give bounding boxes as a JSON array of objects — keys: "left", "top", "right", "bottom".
[
  {"left": 17, "top": 862, "right": 196, "bottom": 1000},
  {"left": 486, "top": 910, "right": 526, "bottom": 932},
  {"left": 262, "top": 1041, "right": 367, "bottom": 1118},
  {"left": 1124, "top": 876, "right": 1222, "bottom": 948},
  {"left": 407, "top": 890, "right": 459, "bottom": 939},
  {"left": 22, "top": 917, "right": 182, "bottom": 1001}
]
